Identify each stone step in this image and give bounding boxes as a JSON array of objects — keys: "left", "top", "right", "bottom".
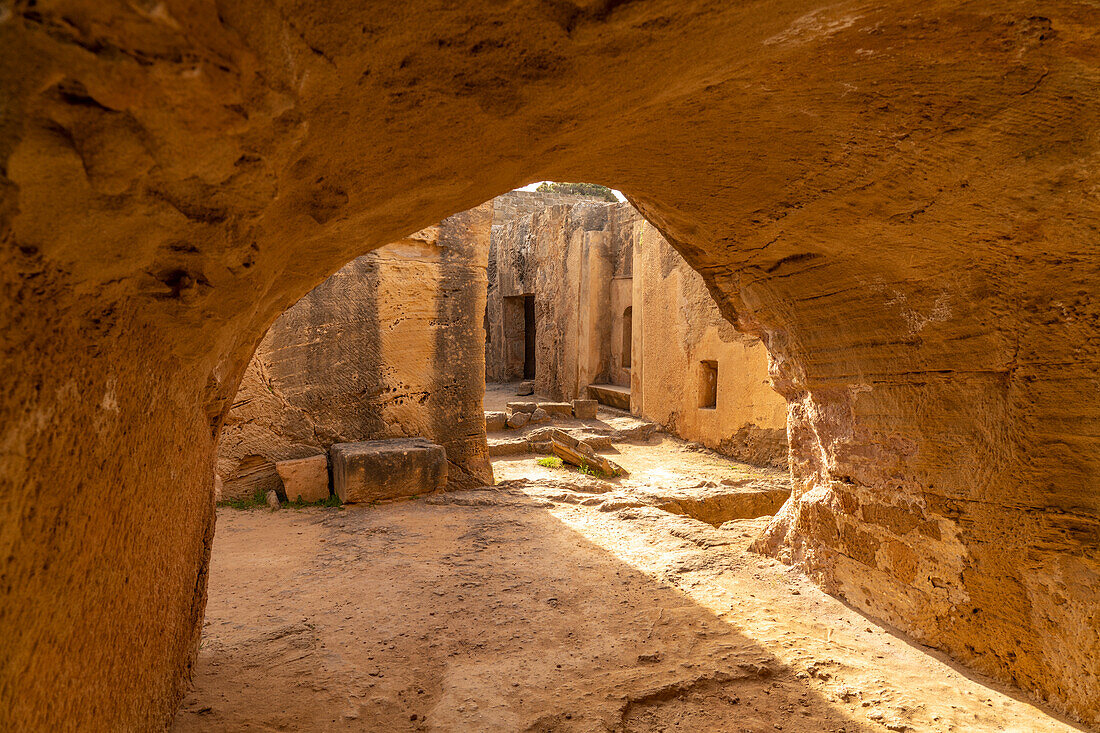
[{"left": 586, "top": 383, "right": 631, "bottom": 410}]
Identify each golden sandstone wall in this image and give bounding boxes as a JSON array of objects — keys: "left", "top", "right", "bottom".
[
  {"left": 488, "top": 199, "right": 788, "bottom": 467},
  {"left": 489, "top": 200, "right": 622, "bottom": 400},
  {"left": 217, "top": 206, "right": 493, "bottom": 499},
  {"left": 1, "top": 2, "right": 1097, "bottom": 729},
  {"left": 631, "top": 222, "right": 789, "bottom": 468},
  {"left": 485, "top": 190, "right": 597, "bottom": 383}
]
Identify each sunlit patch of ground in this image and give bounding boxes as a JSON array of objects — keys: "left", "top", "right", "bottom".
[{"left": 175, "top": 442, "right": 1084, "bottom": 732}]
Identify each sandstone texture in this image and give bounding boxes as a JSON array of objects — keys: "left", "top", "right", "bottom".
[
  {"left": 274, "top": 455, "right": 329, "bottom": 504},
  {"left": 630, "top": 219, "right": 789, "bottom": 468},
  {"left": 488, "top": 198, "right": 788, "bottom": 468},
  {"left": 485, "top": 191, "right": 605, "bottom": 383},
  {"left": 1, "top": 2, "right": 1098, "bottom": 729},
  {"left": 484, "top": 411, "right": 508, "bottom": 432},
  {"left": 488, "top": 201, "right": 629, "bottom": 399},
  {"left": 572, "top": 399, "right": 599, "bottom": 420},
  {"left": 217, "top": 207, "right": 493, "bottom": 500},
  {"left": 330, "top": 439, "right": 447, "bottom": 504},
  {"left": 507, "top": 411, "right": 530, "bottom": 430}
]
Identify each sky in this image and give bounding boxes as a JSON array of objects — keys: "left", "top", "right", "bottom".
[{"left": 516, "top": 181, "right": 627, "bottom": 202}]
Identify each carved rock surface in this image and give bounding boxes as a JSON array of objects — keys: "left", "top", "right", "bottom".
[
  {"left": 630, "top": 220, "right": 789, "bottom": 467},
  {"left": 1, "top": 1, "right": 1098, "bottom": 729},
  {"left": 330, "top": 439, "right": 447, "bottom": 504},
  {"left": 488, "top": 198, "right": 788, "bottom": 467},
  {"left": 274, "top": 455, "right": 330, "bottom": 504},
  {"left": 573, "top": 400, "right": 599, "bottom": 420},
  {"left": 215, "top": 207, "right": 493, "bottom": 499},
  {"left": 484, "top": 411, "right": 508, "bottom": 432}
]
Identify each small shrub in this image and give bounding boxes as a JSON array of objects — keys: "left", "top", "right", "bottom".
[
  {"left": 217, "top": 487, "right": 268, "bottom": 510},
  {"left": 575, "top": 462, "right": 598, "bottom": 477},
  {"left": 537, "top": 456, "right": 564, "bottom": 469},
  {"left": 286, "top": 493, "right": 344, "bottom": 509},
  {"left": 219, "top": 488, "right": 343, "bottom": 510}
]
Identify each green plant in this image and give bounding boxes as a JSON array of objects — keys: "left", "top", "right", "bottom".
[
  {"left": 218, "top": 488, "right": 344, "bottom": 510},
  {"left": 535, "top": 181, "right": 619, "bottom": 202},
  {"left": 286, "top": 493, "right": 344, "bottom": 509},
  {"left": 537, "top": 456, "right": 564, "bottom": 469},
  {"left": 575, "top": 461, "right": 598, "bottom": 477},
  {"left": 217, "top": 487, "right": 269, "bottom": 510}
]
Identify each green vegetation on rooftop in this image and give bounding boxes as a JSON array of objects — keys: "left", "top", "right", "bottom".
[{"left": 535, "top": 181, "right": 618, "bottom": 202}]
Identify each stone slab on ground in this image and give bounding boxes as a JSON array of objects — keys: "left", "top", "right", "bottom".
[
  {"left": 516, "top": 380, "right": 534, "bottom": 396},
  {"left": 507, "top": 412, "right": 530, "bottom": 429},
  {"left": 538, "top": 402, "right": 573, "bottom": 416},
  {"left": 526, "top": 427, "right": 606, "bottom": 452},
  {"left": 275, "top": 455, "right": 330, "bottom": 502},
  {"left": 507, "top": 401, "right": 538, "bottom": 414},
  {"left": 546, "top": 428, "right": 626, "bottom": 477},
  {"left": 587, "top": 383, "right": 631, "bottom": 410},
  {"left": 572, "top": 399, "right": 598, "bottom": 420},
  {"left": 488, "top": 437, "right": 532, "bottom": 457},
  {"left": 530, "top": 408, "right": 550, "bottom": 423},
  {"left": 330, "top": 438, "right": 447, "bottom": 503},
  {"left": 485, "top": 411, "right": 508, "bottom": 432}
]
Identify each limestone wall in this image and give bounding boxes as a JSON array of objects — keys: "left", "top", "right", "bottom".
[
  {"left": 632, "top": 222, "right": 789, "bottom": 468},
  {"left": 485, "top": 190, "right": 604, "bottom": 382},
  {"left": 489, "top": 201, "right": 623, "bottom": 398},
  {"left": 490, "top": 189, "right": 602, "bottom": 222},
  {"left": 488, "top": 200, "right": 788, "bottom": 467},
  {"left": 217, "top": 205, "right": 493, "bottom": 499}
]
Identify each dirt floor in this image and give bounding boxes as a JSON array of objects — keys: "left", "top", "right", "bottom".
[{"left": 175, "top": 409, "right": 1086, "bottom": 732}]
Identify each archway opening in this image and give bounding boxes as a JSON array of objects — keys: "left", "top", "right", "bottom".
[{"left": 177, "top": 185, "right": 1076, "bottom": 733}]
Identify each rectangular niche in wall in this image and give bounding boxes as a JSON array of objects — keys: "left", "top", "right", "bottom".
[{"left": 699, "top": 360, "right": 718, "bottom": 409}]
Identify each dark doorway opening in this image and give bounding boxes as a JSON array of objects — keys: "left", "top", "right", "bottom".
[
  {"left": 523, "top": 295, "right": 536, "bottom": 379},
  {"left": 622, "top": 306, "right": 633, "bottom": 369}
]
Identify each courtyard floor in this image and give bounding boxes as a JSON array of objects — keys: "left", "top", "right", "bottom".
[{"left": 174, "top": 420, "right": 1083, "bottom": 732}]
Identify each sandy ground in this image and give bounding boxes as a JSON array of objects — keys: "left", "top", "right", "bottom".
[
  {"left": 174, "top": 436, "right": 1086, "bottom": 732},
  {"left": 484, "top": 382, "right": 541, "bottom": 412}
]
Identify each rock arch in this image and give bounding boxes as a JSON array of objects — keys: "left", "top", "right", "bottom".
[{"left": 1, "top": 1, "right": 1097, "bottom": 728}]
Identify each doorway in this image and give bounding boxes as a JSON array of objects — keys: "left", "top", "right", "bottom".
[{"left": 523, "top": 294, "right": 536, "bottom": 379}]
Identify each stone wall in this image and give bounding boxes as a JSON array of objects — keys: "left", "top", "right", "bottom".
[
  {"left": 488, "top": 201, "right": 622, "bottom": 398},
  {"left": 485, "top": 190, "right": 605, "bottom": 382},
  {"left": 3, "top": 2, "right": 1098, "bottom": 727},
  {"left": 632, "top": 221, "right": 789, "bottom": 468},
  {"left": 487, "top": 200, "right": 788, "bottom": 467},
  {"left": 490, "top": 189, "right": 603, "bottom": 222},
  {"left": 217, "top": 206, "right": 493, "bottom": 499}
]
